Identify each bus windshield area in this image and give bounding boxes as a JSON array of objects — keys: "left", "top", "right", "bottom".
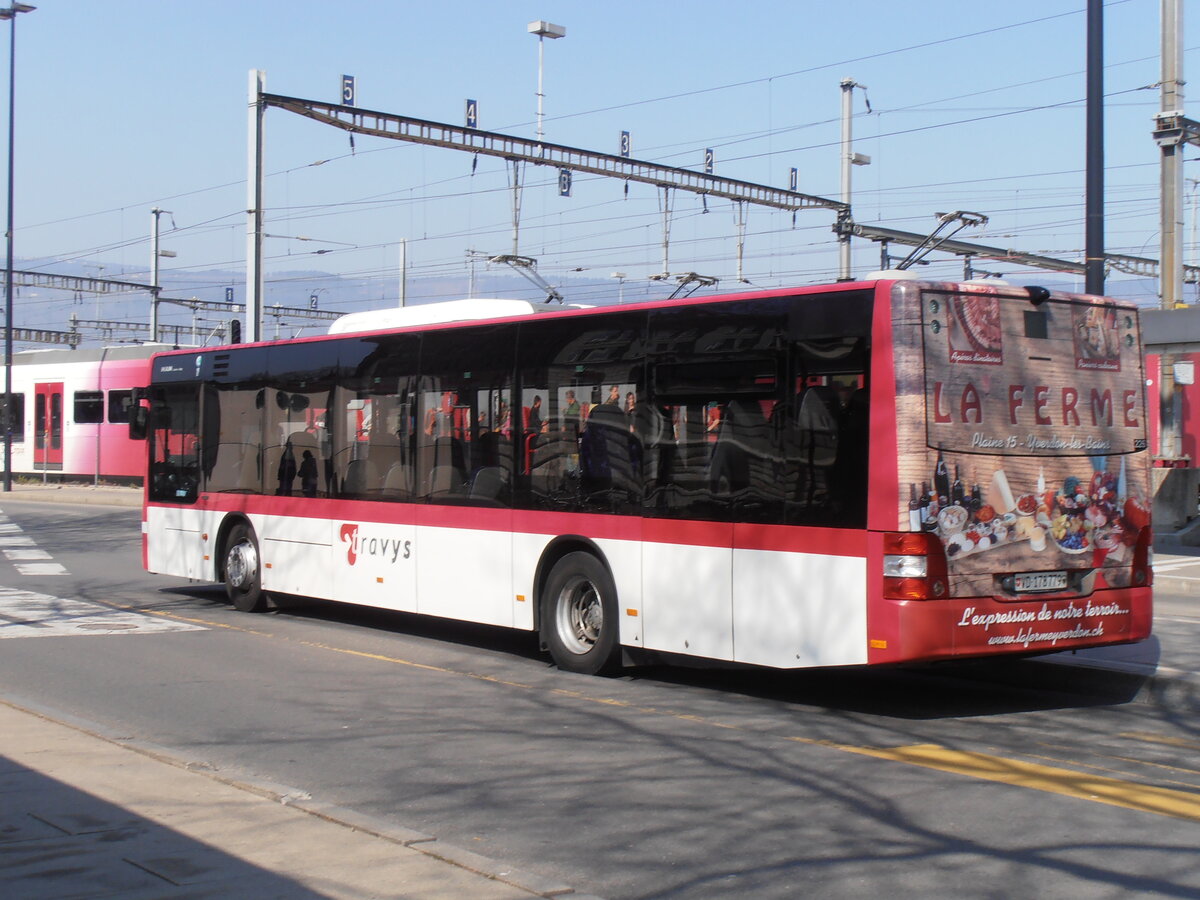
[{"left": 147, "top": 384, "right": 201, "bottom": 503}]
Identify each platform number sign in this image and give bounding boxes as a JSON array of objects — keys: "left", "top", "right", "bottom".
[
  {"left": 619, "top": 130, "right": 631, "bottom": 158},
  {"left": 558, "top": 168, "right": 572, "bottom": 197},
  {"left": 341, "top": 75, "right": 356, "bottom": 107},
  {"left": 466, "top": 99, "right": 478, "bottom": 129},
  {"left": 704, "top": 148, "right": 714, "bottom": 174},
  {"left": 789, "top": 167, "right": 798, "bottom": 191}
]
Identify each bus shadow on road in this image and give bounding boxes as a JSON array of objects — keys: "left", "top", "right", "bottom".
[
  {"left": 632, "top": 655, "right": 1155, "bottom": 719},
  {"left": 157, "top": 585, "right": 1159, "bottom": 720},
  {"left": 159, "top": 584, "right": 547, "bottom": 662}
]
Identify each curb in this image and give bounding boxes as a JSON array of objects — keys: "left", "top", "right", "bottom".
[
  {"left": 1154, "top": 573, "right": 1200, "bottom": 593},
  {"left": 0, "top": 692, "right": 603, "bottom": 900},
  {"left": 1025, "top": 650, "right": 1200, "bottom": 711},
  {"left": 0, "top": 487, "right": 142, "bottom": 509}
]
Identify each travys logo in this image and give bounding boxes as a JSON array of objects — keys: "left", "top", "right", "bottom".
[{"left": 339, "top": 523, "right": 412, "bottom": 566}]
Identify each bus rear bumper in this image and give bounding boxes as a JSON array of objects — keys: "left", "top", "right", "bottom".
[{"left": 867, "top": 586, "right": 1153, "bottom": 664}]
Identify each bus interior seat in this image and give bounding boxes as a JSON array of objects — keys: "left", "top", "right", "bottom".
[
  {"left": 429, "top": 437, "right": 465, "bottom": 473},
  {"left": 528, "top": 433, "right": 575, "bottom": 494},
  {"left": 428, "top": 465, "right": 463, "bottom": 498},
  {"left": 710, "top": 400, "right": 766, "bottom": 491},
  {"left": 580, "top": 404, "right": 633, "bottom": 481},
  {"left": 469, "top": 466, "right": 509, "bottom": 501},
  {"left": 472, "top": 430, "right": 503, "bottom": 470},
  {"left": 207, "top": 441, "right": 261, "bottom": 492},
  {"left": 207, "top": 442, "right": 245, "bottom": 489},
  {"left": 382, "top": 462, "right": 412, "bottom": 497},
  {"left": 341, "top": 458, "right": 376, "bottom": 496},
  {"left": 842, "top": 388, "right": 869, "bottom": 434},
  {"left": 795, "top": 387, "right": 839, "bottom": 468},
  {"left": 237, "top": 446, "right": 261, "bottom": 492},
  {"left": 367, "top": 435, "right": 404, "bottom": 474}
]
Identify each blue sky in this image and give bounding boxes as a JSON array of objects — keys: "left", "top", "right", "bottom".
[{"left": 9, "top": 0, "right": 1198, "bottom": 330}]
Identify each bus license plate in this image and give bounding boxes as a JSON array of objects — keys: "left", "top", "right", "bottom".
[{"left": 1014, "top": 571, "right": 1068, "bottom": 593}]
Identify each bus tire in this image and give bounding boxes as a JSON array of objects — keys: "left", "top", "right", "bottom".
[
  {"left": 224, "top": 522, "right": 267, "bottom": 613},
  {"left": 542, "top": 551, "right": 621, "bottom": 676}
]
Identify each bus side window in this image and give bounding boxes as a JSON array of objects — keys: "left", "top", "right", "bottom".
[
  {"left": 831, "top": 384, "right": 869, "bottom": 524},
  {"left": 780, "top": 373, "right": 868, "bottom": 527},
  {"left": 416, "top": 326, "right": 515, "bottom": 507},
  {"left": 643, "top": 401, "right": 726, "bottom": 521},
  {"left": 579, "top": 391, "right": 639, "bottom": 503},
  {"left": 204, "top": 385, "right": 262, "bottom": 494},
  {"left": 784, "top": 386, "right": 839, "bottom": 514}
]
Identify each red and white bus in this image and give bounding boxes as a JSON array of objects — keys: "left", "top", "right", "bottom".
[
  {"left": 1, "top": 345, "right": 156, "bottom": 483},
  {"left": 133, "top": 279, "right": 1153, "bottom": 674}
]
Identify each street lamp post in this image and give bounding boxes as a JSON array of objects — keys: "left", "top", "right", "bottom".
[
  {"left": 1, "top": 2, "right": 33, "bottom": 493},
  {"left": 527, "top": 20, "right": 565, "bottom": 143},
  {"left": 150, "top": 207, "right": 174, "bottom": 343}
]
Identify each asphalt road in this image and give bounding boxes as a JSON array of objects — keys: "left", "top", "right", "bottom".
[{"left": 1, "top": 499, "right": 1198, "bottom": 899}]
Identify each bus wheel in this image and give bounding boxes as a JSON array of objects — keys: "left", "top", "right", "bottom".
[
  {"left": 224, "top": 523, "right": 267, "bottom": 613},
  {"left": 542, "top": 552, "right": 620, "bottom": 676}
]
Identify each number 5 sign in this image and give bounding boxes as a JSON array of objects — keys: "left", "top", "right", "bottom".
[{"left": 341, "top": 75, "right": 356, "bottom": 106}]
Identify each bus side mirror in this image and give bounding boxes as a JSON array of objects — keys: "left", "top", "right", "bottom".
[{"left": 129, "top": 406, "right": 148, "bottom": 441}]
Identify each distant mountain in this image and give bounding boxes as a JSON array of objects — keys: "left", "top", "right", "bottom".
[{"left": 10, "top": 258, "right": 1167, "bottom": 350}]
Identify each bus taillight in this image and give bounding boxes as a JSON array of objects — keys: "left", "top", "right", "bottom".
[
  {"left": 1132, "top": 527, "right": 1153, "bottom": 587},
  {"left": 882, "top": 532, "right": 949, "bottom": 601}
]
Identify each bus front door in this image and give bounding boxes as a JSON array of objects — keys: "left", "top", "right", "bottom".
[{"left": 34, "top": 382, "right": 63, "bottom": 469}]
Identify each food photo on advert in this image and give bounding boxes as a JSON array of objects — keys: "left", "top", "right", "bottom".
[{"left": 908, "top": 452, "right": 1143, "bottom": 570}]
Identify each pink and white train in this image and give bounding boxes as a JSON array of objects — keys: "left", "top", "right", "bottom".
[{"left": 2, "top": 344, "right": 156, "bottom": 483}]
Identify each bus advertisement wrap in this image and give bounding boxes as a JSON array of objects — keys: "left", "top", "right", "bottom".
[{"left": 892, "top": 282, "right": 1150, "bottom": 609}]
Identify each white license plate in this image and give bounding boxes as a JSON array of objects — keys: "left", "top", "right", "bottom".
[{"left": 1014, "top": 571, "right": 1068, "bottom": 593}]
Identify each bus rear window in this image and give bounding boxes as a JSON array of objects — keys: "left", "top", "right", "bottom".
[{"left": 921, "top": 289, "right": 1146, "bottom": 457}]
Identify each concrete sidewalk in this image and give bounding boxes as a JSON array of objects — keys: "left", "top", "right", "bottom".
[
  {"left": 0, "top": 698, "right": 593, "bottom": 900},
  {"left": 0, "top": 481, "right": 142, "bottom": 508}
]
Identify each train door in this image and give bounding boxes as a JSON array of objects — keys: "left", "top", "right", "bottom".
[{"left": 34, "top": 382, "right": 63, "bottom": 468}]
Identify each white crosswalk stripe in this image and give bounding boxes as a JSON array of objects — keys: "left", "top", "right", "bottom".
[
  {"left": 14, "top": 563, "right": 68, "bottom": 575},
  {"left": 0, "top": 587, "right": 205, "bottom": 639},
  {"left": 1153, "top": 558, "right": 1200, "bottom": 572},
  {"left": 0, "top": 513, "right": 69, "bottom": 574},
  {"left": 3, "top": 549, "right": 51, "bottom": 560}
]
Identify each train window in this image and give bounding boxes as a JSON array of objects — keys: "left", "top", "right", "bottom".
[
  {"left": 108, "top": 390, "right": 133, "bottom": 424},
  {"left": 74, "top": 390, "right": 104, "bottom": 424},
  {"left": 0, "top": 393, "right": 23, "bottom": 442}
]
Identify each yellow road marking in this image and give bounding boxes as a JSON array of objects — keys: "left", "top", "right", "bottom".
[
  {"left": 828, "top": 743, "right": 1200, "bottom": 823},
  {"left": 1102, "top": 755, "right": 1200, "bottom": 780},
  {"left": 1024, "top": 751, "right": 1200, "bottom": 789},
  {"left": 1118, "top": 731, "right": 1200, "bottom": 752},
  {"left": 116, "top": 600, "right": 1200, "bottom": 822}
]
